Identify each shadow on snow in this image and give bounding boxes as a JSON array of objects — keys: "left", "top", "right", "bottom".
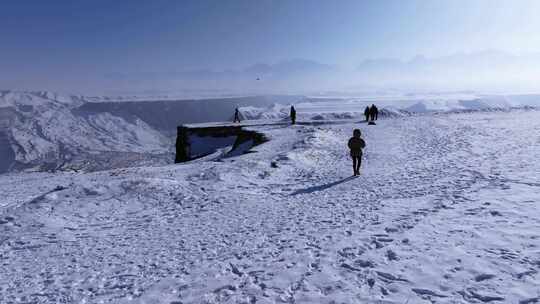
[{"left": 290, "top": 176, "right": 358, "bottom": 196}]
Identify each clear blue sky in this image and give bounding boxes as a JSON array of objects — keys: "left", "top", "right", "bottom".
[{"left": 2, "top": 0, "right": 540, "bottom": 93}]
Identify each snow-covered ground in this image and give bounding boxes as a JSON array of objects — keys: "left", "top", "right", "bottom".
[
  {"left": 2, "top": 90, "right": 540, "bottom": 174},
  {"left": 239, "top": 93, "right": 540, "bottom": 121},
  {"left": 1, "top": 109, "right": 539, "bottom": 303}
]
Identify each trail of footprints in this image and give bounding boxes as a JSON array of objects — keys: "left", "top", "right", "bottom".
[{"left": 2, "top": 117, "right": 539, "bottom": 303}]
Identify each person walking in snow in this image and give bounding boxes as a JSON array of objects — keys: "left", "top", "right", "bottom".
[
  {"left": 233, "top": 108, "right": 241, "bottom": 123},
  {"left": 369, "top": 104, "right": 378, "bottom": 121},
  {"left": 348, "top": 129, "right": 366, "bottom": 176},
  {"left": 364, "top": 106, "right": 370, "bottom": 121},
  {"left": 290, "top": 105, "right": 297, "bottom": 125}
]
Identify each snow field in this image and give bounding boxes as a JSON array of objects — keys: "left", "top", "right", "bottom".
[{"left": 0, "top": 110, "right": 539, "bottom": 303}]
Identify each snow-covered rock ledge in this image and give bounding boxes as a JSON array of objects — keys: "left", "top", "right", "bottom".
[{"left": 175, "top": 123, "right": 269, "bottom": 162}]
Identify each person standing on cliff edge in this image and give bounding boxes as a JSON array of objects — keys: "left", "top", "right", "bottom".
[
  {"left": 290, "top": 105, "right": 297, "bottom": 125},
  {"left": 233, "top": 108, "right": 241, "bottom": 123}
]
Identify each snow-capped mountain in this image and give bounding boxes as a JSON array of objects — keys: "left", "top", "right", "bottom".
[{"left": 0, "top": 91, "right": 172, "bottom": 173}]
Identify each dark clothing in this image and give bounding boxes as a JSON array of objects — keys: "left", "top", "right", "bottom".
[
  {"left": 348, "top": 136, "right": 366, "bottom": 175},
  {"left": 352, "top": 156, "right": 361, "bottom": 175},
  {"left": 364, "top": 106, "right": 370, "bottom": 121},
  {"left": 369, "top": 105, "right": 378, "bottom": 121},
  {"left": 233, "top": 109, "right": 241, "bottom": 123},
  {"left": 348, "top": 137, "right": 366, "bottom": 154},
  {"left": 290, "top": 106, "right": 296, "bottom": 125}
]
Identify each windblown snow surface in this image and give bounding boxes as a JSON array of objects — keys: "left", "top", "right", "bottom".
[{"left": 1, "top": 109, "right": 539, "bottom": 303}]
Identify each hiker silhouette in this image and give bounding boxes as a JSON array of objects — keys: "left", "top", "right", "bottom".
[
  {"left": 348, "top": 129, "right": 366, "bottom": 176},
  {"left": 233, "top": 108, "right": 241, "bottom": 123},
  {"left": 369, "top": 104, "right": 378, "bottom": 121},
  {"left": 290, "top": 106, "right": 297, "bottom": 125},
  {"left": 364, "top": 106, "right": 370, "bottom": 121}
]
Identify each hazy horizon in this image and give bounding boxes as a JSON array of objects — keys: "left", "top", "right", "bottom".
[{"left": 3, "top": 0, "right": 540, "bottom": 95}]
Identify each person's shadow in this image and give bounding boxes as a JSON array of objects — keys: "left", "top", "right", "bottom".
[{"left": 290, "top": 176, "right": 357, "bottom": 196}]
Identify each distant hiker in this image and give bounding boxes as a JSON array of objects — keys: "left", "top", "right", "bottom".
[
  {"left": 348, "top": 129, "right": 366, "bottom": 176},
  {"left": 290, "top": 105, "right": 297, "bottom": 125},
  {"left": 233, "top": 108, "right": 241, "bottom": 123},
  {"left": 369, "top": 104, "right": 378, "bottom": 121},
  {"left": 364, "top": 106, "right": 370, "bottom": 121}
]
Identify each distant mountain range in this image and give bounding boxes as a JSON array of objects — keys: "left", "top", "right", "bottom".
[
  {"left": 4, "top": 50, "right": 540, "bottom": 96},
  {"left": 100, "top": 51, "right": 540, "bottom": 95},
  {"left": 102, "top": 59, "right": 337, "bottom": 96},
  {"left": 355, "top": 50, "right": 540, "bottom": 91}
]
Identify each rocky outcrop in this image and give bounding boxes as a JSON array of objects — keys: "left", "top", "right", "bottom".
[{"left": 175, "top": 125, "right": 267, "bottom": 163}]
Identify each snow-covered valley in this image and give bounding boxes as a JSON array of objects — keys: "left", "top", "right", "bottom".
[
  {"left": 1, "top": 108, "right": 539, "bottom": 303},
  {"left": 2, "top": 90, "right": 539, "bottom": 175},
  {"left": 0, "top": 91, "right": 299, "bottom": 173}
]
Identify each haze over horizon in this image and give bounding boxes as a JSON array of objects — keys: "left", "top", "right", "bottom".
[{"left": 3, "top": 0, "right": 540, "bottom": 95}]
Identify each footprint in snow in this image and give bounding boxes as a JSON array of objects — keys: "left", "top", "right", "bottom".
[
  {"left": 519, "top": 297, "right": 540, "bottom": 304},
  {"left": 384, "top": 227, "right": 399, "bottom": 233},
  {"left": 354, "top": 259, "right": 375, "bottom": 268},
  {"left": 412, "top": 288, "right": 448, "bottom": 298},
  {"left": 376, "top": 271, "right": 409, "bottom": 283},
  {"left": 386, "top": 249, "right": 399, "bottom": 261},
  {"left": 474, "top": 273, "right": 496, "bottom": 282},
  {"left": 459, "top": 288, "right": 505, "bottom": 302}
]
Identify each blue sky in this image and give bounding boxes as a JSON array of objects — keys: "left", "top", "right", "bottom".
[{"left": 2, "top": 0, "right": 540, "bottom": 94}]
